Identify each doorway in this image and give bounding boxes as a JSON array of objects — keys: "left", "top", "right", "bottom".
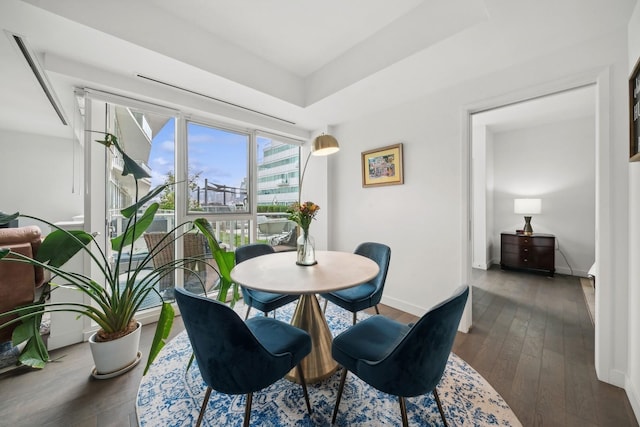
[
  {"left": 470, "top": 85, "right": 596, "bottom": 278},
  {"left": 462, "top": 78, "right": 620, "bottom": 384}
]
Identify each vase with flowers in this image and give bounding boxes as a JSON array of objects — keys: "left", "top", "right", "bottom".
[{"left": 287, "top": 201, "right": 320, "bottom": 266}]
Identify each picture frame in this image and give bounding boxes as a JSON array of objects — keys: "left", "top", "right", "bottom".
[
  {"left": 361, "top": 143, "right": 404, "bottom": 188},
  {"left": 630, "top": 55, "right": 640, "bottom": 161}
]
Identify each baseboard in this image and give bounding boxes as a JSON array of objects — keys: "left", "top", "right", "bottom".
[
  {"left": 380, "top": 294, "right": 425, "bottom": 318},
  {"left": 472, "top": 262, "right": 489, "bottom": 270},
  {"left": 608, "top": 368, "right": 627, "bottom": 389},
  {"left": 554, "top": 266, "right": 589, "bottom": 277},
  {"left": 381, "top": 294, "right": 471, "bottom": 332},
  {"left": 626, "top": 374, "right": 640, "bottom": 424}
]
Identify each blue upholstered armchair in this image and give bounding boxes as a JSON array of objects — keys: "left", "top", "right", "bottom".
[
  {"left": 321, "top": 242, "right": 391, "bottom": 324},
  {"left": 331, "top": 285, "right": 469, "bottom": 426},
  {"left": 174, "top": 288, "right": 312, "bottom": 427},
  {"left": 235, "top": 243, "right": 300, "bottom": 319}
]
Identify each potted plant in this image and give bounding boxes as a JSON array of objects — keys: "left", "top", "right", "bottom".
[{"left": 0, "top": 133, "right": 239, "bottom": 376}]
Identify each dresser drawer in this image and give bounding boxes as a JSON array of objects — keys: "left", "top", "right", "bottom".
[{"left": 500, "top": 232, "right": 555, "bottom": 276}]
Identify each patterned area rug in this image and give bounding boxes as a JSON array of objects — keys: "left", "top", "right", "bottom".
[{"left": 137, "top": 302, "right": 521, "bottom": 426}]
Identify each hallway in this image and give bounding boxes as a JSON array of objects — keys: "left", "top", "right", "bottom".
[{"left": 453, "top": 267, "right": 637, "bottom": 426}]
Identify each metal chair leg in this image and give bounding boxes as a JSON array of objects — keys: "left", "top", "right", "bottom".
[
  {"left": 332, "top": 368, "right": 349, "bottom": 424},
  {"left": 352, "top": 311, "right": 357, "bottom": 325},
  {"left": 196, "top": 386, "right": 212, "bottom": 427},
  {"left": 399, "top": 396, "right": 408, "bottom": 427},
  {"left": 374, "top": 304, "right": 380, "bottom": 315},
  {"left": 297, "top": 364, "right": 312, "bottom": 414},
  {"left": 323, "top": 298, "right": 328, "bottom": 313},
  {"left": 244, "top": 305, "right": 251, "bottom": 320},
  {"left": 433, "top": 388, "right": 448, "bottom": 427},
  {"left": 243, "top": 392, "right": 253, "bottom": 427}
]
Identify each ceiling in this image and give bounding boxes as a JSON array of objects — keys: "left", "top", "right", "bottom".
[
  {"left": 473, "top": 84, "right": 596, "bottom": 133},
  {"left": 0, "top": 0, "right": 635, "bottom": 139}
]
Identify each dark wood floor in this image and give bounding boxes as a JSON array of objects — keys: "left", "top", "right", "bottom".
[
  {"left": 454, "top": 267, "right": 637, "bottom": 427},
  {"left": 0, "top": 267, "right": 637, "bottom": 426}
]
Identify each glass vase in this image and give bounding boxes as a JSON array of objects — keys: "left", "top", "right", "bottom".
[{"left": 296, "top": 230, "right": 316, "bottom": 266}]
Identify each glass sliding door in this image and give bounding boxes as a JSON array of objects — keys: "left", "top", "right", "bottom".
[{"left": 100, "top": 100, "right": 177, "bottom": 307}]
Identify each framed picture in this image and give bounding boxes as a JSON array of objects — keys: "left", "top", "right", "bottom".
[
  {"left": 630, "top": 55, "right": 640, "bottom": 161},
  {"left": 361, "top": 143, "right": 404, "bottom": 187}
]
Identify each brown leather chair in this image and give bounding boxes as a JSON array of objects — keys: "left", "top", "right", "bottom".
[{"left": 0, "top": 226, "right": 47, "bottom": 342}]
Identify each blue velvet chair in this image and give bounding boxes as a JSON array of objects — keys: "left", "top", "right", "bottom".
[
  {"left": 320, "top": 242, "right": 391, "bottom": 324},
  {"left": 235, "top": 243, "right": 300, "bottom": 320},
  {"left": 174, "top": 288, "right": 312, "bottom": 427},
  {"left": 331, "top": 285, "right": 469, "bottom": 427}
]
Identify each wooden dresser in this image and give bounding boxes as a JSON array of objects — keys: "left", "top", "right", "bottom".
[{"left": 500, "top": 232, "right": 555, "bottom": 276}]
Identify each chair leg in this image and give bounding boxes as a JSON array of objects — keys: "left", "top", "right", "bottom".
[
  {"left": 245, "top": 305, "right": 251, "bottom": 320},
  {"left": 352, "top": 312, "right": 357, "bottom": 325},
  {"left": 323, "top": 298, "right": 328, "bottom": 313},
  {"left": 297, "top": 364, "right": 312, "bottom": 414},
  {"left": 243, "top": 392, "right": 253, "bottom": 427},
  {"left": 332, "top": 368, "right": 349, "bottom": 424},
  {"left": 196, "top": 386, "right": 212, "bottom": 427},
  {"left": 433, "top": 387, "right": 448, "bottom": 427},
  {"left": 399, "top": 396, "right": 408, "bottom": 427},
  {"left": 374, "top": 304, "right": 380, "bottom": 315}
]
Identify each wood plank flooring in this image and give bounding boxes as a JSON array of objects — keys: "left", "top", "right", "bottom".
[
  {"left": 453, "top": 267, "right": 638, "bottom": 427},
  {"left": 0, "top": 267, "right": 637, "bottom": 426}
]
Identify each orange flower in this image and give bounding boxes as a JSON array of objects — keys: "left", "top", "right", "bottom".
[{"left": 287, "top": 201, "right": 320, "bottom": 233}]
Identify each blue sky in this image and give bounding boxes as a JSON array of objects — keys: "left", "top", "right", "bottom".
[{"left": 148, "top": 120, "right": 253, "bottom": 193}]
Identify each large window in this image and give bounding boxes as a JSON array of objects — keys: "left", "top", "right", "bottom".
[
  {"left": 187, "top": 122, "right": 250, "bottom": 215},
  {"left": 87, "top": 94, "right": 302, "bottom": 310}
]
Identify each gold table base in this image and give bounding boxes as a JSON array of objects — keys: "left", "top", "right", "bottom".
[{"left": 285, "top": 294, "right": 338, "bottom": 383}]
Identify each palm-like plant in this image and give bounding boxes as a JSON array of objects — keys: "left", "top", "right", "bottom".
[{"left": 0, "top": 133, "right": 239, "bottom": 373}]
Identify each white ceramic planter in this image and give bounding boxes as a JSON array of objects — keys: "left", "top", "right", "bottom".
[{"left": 89, "top": 321, "right": 142, "bottom": 378}]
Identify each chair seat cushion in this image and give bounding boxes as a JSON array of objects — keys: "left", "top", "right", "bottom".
[
  {"left": 332, "top": 315, "right": 410, "bottom": 373},
  {"left": 243, "top": 289, "right": 298, "bottom": 313},
  {"left": 322, "top": 282, "right": 377, "bottom": 312},
  {"left": 246, "top": 316, "right": 311, "bottom": 367}
]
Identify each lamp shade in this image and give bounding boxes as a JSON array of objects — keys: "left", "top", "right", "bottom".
[
  {"left": 514, "top": 198, "right": 542, "bottom": 215},
  {"left": 311, "top": 134, "right": 340, "bottom": 156}
]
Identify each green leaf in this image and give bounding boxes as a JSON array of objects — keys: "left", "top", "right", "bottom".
[
  {"left": 96, "top": 132, "right": 149, "bottom": 180},
  {"left": 0, "top": 212, "right": 19, "bottom": 225},
  {"left": 36, "top": 230, "right": 93, "bottom": 268},
  {"left": 194, "top": 218, "right": 235, "bottom": 288},
  {"left": 111, "top": 203, "right": 159, "bottom": 251},
  {"left": 121, "top": 185, "right": 167, "bottom": 219},
  {"left": 121, "top": 151, "right": 151, "bottom": 180},
  {"left": 18, "top": 342, "right": 48, "bottom": 369},
  {"left": 143, "top": 302, "right": 174, "bottom": 375},
  {"left": 12, "top": 306, "right": 48, "bottom": 369},
  {"left": 186, "top": 353, "right": 195, "bottom": 371}
]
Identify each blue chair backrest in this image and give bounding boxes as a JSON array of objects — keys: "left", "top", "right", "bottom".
[
  {"left": 355, "top": 242, "right": 391, "bottom": 298},
  {"left": 174, "top": 287, "right": 293, "bottom": 394},
  {"left": 358, "top": 285, "right": 469, "bottom": 397},
  {"left": 236, "top": 243, "right": 275, "bottom": 264}
]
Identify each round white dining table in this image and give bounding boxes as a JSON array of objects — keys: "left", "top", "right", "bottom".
[{"left": 230, "top": 250, "right": 379, "bottom": 383}]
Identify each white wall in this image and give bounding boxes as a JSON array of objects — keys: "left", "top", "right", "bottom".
[
  {"left": 491, "top": 117, "right": 596, "bottom": 276},
  {"left": 472, "top": 125, "right": 488, "bottom": 269},
  {"left": 627, "top": 0, "right": 640, "bottom": 421},
  {"left": 0, "top": 129, "right": 83, "bottom": 228},
  {"left": 329, "top": 27, "right": 630, "bottom": 395}
]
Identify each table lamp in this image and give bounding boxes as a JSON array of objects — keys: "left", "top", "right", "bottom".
[{"left": 514, "top": 198, "right": 541, "bottom": 236}]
